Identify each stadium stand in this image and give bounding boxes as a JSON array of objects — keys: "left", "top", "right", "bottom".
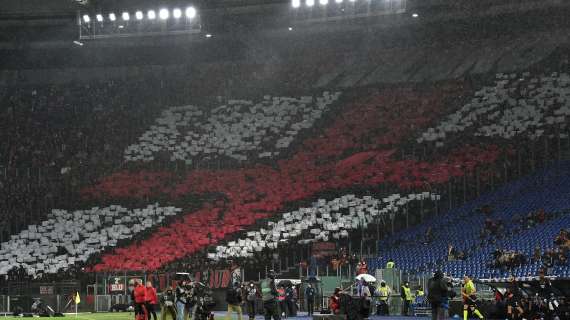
[
  {"left": 85, "top": 84, "right": 499, "bottom": 272},
  {"left": 124, "top": 92, "right": 341, "bottom": 162},
  {"left": 0, "top": 79, "right": 164, "bottom": 241},
  {"left": 369, "top": 162, "right": 570, "bottom": 280},
  {"left": 0, "top": 58, "right": 568, "bottom": 278},
  {"left": 418, "top": 72, "right": 570, "bottom": 146},
  {"left": 210, "top": 192, "right": 440, "bottom": 261},
  {"left": 0, "top": 204, "right": 181, "bottom": 278}
]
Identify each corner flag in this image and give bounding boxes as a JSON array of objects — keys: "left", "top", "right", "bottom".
[{"left": 75, "top": 292, "right": 81, "bottom": 305}]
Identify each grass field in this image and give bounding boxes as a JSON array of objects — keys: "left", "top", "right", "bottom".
[{"left": 1, "top": 313, "right": 137, "bottom": 320}]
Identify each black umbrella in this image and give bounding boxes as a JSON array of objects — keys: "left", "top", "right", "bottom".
[{"left": 278, "top": 279, "right": 293, "bottom": 287}]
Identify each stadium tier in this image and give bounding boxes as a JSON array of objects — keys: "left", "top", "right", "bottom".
[
  {"left": 0, "top": 65, "right": 567, "bottom": 278},
  {"left": 369, "top": 161, "right": 570, "bottom": 280}
]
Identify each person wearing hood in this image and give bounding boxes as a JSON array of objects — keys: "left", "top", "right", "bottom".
[{"left": 428, "top": 271, "right": 449, "bottom": 320}]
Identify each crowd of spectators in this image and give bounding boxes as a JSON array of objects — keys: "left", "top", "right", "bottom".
[
  {"left": 490, "top": 249, "right": 527, "bottom": 270},
  {"left": 0, "top": 79, "right": 167, "bottom": 240},
  {"left": 540, "top": 229, "right": 570, "bottom": 271},
  {"left": 0, "top": 51, "right": 568, "bottom": 280},
  {"left": 518, "top": 209, "right": 547, "bottom": 230}
]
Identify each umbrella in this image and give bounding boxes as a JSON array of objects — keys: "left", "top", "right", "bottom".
[
  {"left": 278, "top": 279, "right": 294, "bottom": 287},
  {"left": 355, "top": 274, "right": 376, "bottom": 283}
]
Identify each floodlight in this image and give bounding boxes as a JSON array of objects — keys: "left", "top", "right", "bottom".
[
  {"left": 96, "top": 14, "right": 103, "bottom": 22},
  {"left": 122, "top": 12, "right": 130, "bottom": 21},
  {"left": 412, "top": 13, "right": 419, "bottom": 18},
  {"left": 292, "top": 0, "right": 301, "bottom": 8},
  {"left": 109, "top": 13, "right": 116, "bottom": 21},
  {"left": 205, "top": 33, "right": 212, "bottom": 38},
  {"left": 306, "top": 0, "right": 315, "bottom": 6},
  {"left": 185, "top": 7, "right": 196, "bottom": 18},
  {"left": 135, "top": 11, "right": 143, "bottom": 20},
  {"left": 82, "top": 15, "right": 90, "bottom": 23},
  {"left": 319, "top": 0, "right": 328, "bottom": 5},
  {"left": 173, "top": 8, "right": 182, "bottom": 19},
  {"left": 148, "top": 10, "right": 156, "bottom": 20},
  {"left": 335, "top": 0, "right": 342, "bottom": 3},
  {"left": 159, "top": 8, "right": 169, "bottom": 20}
]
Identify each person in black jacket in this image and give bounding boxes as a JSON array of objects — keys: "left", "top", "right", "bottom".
[
  {"left": 427, "top": 270, "right": 449, "bottom": 320},
  {"left": 226, "top": 282, "right": 243, "bottom": 320},
  {"left": 161, "top": 287, "right": 178, "bottom": 320},
  {"left": 305, "top": 284, "right": 316, "bottom": 316}
]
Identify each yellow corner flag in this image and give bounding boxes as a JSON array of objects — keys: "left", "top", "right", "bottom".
[{"left": 75, "top": 292, "right": 81, "bottom": 305}]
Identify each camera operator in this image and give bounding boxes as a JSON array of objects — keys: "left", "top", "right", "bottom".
[
  {"left": 260, "top": 270, "right": 280, "bottom": 320},
  {"left": 428, "top": 271, "right": 449, "bottom": 320},
  {"left": 176, "top": 280, "right": 193, "bottom": 320},
  {"left": 161, "top": 287, "right": 178, "bottom": 320},
  {"left": 193, "top": 281, "right": 215, "bottom": 320},
  {"left": 533, "top": 271, "right": 561, "bottom": 319}
]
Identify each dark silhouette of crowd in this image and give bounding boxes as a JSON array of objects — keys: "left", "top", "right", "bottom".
[{"left": 0, "top": 79, "right": 166, "bottom": 242}]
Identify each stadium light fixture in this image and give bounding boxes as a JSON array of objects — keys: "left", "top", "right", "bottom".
[
  {"left": 122, "top": 12, "right": 130, "bottom": 21},
  {"left": 306, "top": 0, "right": 315, "bottom": 7},
  {"left": 292, "top": 0, "right": 301, "bottom": 8},
  {"left": 173, "top": 8, "right": 182, "bottom": 19},
  {"left": 349, "top": 0, "right": 356, "bottom": 2},
  {"left": 109, "top": 13, "right": 116, "bottom": 21},
  {"left": 185, "top": 7, "right": 196, "bottom": 19},
  {"left": 135, "top": 11, "right": 143, "bottom": 20},
  {"left": 319, "top": 0, "right": 328, "bottom": 5},
  {"left": 148, "top": 10, "right": 156, "bottom": 20},
  {"left": 73, "top": 40, "right": 84, "bottom": 46},
  {"left": 412, "top": 13, "right": 419, "bottom": 18},
  {"left": 96, "top": 14, "right": 103, "bottom": 22},
  {"left": 335, "top": 0, "right": 343, "bottom": 3},
  {"left": 82, "top": 15, "right": 90, "bottom": 23},
  {"left": 159, "top": 8, "right": 169, "bottom": 20},
  {"left": 205, "top": 33, "right": 212, "bottom": 38},
  {"left": 288, "top": 27, "right": 293, "bottom": 31}
]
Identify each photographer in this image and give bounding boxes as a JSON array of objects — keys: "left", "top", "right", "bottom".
[
  {"left": 329, "top": 288, "right": 341, "bottom": 315},
  {"left": 161, "top": 287, "right": 178, "bottom": 320},
  {"left": 246, "top": 281, "right": 259, "bottom": 320},
  {"left": 260, "top": 270, "right": 280, "bottom": 320},
  {"left": 505, "top": 276, "right": 524, "bottom": 320}
]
